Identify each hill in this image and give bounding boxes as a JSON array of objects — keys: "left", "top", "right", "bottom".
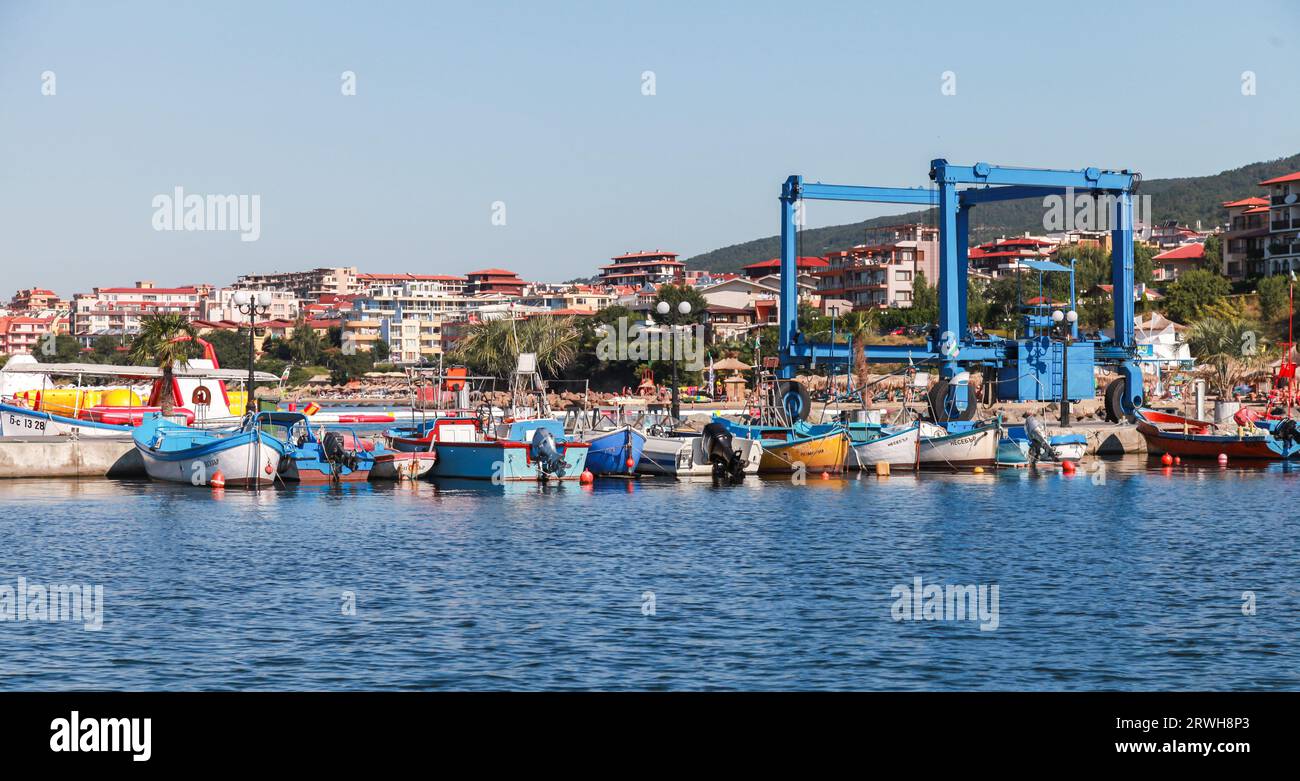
[{"left": 685, "top": 153, "right": 1300, "bottom": 274}]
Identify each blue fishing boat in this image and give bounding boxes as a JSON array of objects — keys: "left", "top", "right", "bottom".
[
  {"left": 133, "top": 414, "right": 287, "bottom": 487},
  {"left": 253, "top": 411, "right": 375, "bottom": 483},
  {"left": 583, "top": 425, "right": 646, "bottom": 476},
  {"left": 433, "top": 417, "right": 590, "bottom": 481}
]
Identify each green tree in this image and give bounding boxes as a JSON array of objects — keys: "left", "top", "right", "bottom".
[
  {"left": 1201, "top": 234, "right": 1223, "bottom": 273},
  {"left": 1256, "top": 275, "right": 1290, "bottom": 328},
  {"left": 34, "top": 333, "right": 84, "bottom": 362},
  {"left": 1163, "top": 269, "right": 1230, "bottom": 324},
  {"left": 199, "top": 328, "right": 252, "bottom": 370},
  {"left": 451, "top": 316, "right": 580, "bottom": 378},
  {"left": 127, "top": 314, "right": 198, "bottom": 416},
  {"left": 1186, "top": 316, "right": 1268, "bottom": 398},
  {"left": 288, "top": 319, "right": 323, "bottom": 364},
  {"left": 909, "top": 270, "right": 938, "bottom": 326}
]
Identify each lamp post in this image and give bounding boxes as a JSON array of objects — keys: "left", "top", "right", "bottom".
[
  {"left": 1052, "top": 308, "right": 1078, "bottom": 427},
  {"left": 232, "top": 290, "right": 273, "bottom": 413},
  {"left": 657, "top": 299, "right": 692, "bottom": 422}
]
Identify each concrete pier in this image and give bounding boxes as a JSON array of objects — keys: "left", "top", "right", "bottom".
[{"left": 0, "top": 436, "right": 146, "bottom": 478}]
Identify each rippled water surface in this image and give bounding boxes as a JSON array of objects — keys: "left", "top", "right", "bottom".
[{"left": 1, "top": 457, "right": 1297, "bottom": 690}]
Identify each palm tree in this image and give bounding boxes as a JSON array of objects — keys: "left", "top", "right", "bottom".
[
  {"left": 451, "top": 315, "right": 579, "bottom": 378},
  {"left": 839, "top": 310, "right": 877, "bottom": 392},
  {"left": 1186, "top": 316, "right": 1268, "bottom": 399},
  {"left": 128, "top": 314, "right": 198, "bottom": 416}
]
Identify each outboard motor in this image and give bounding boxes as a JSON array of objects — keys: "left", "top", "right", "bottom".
[
  {"left": 1023, "top": 413, "right": 1055, "bottom": 463},
  {"left": 1276, "top": 418, "right": 1299, "bottom": 447},
  {"left": 531, "top": 427, "right": 567, "bottom": 479},
  {"left": 322, "top": 431, "right": 358, "bottom": 473},
  {"left": 701, "top": 422, "right": 745, "bottom": 484}
]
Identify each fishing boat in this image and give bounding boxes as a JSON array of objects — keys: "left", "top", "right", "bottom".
[
  {"left": 997, "top": 415, "right": 1087, "bottom": 466},
  {"left": 917, "top": 418, "right": 1001, "bottom": 468},
  {"left": 847, "top": 422, "right": 921, "bottom": 470},
  {"left": 253, "top": 411, "right": 375, "bottom": 483},
  {"left": 132, "top": 414, "right": 286, "bottom": 487},
  {"left": 638, "top": 421, "right": 762, "bottom": 480},
  {"left": 564, "top": 405, "right": 647, "bottom": 477},
  {"left": 718, "top": 419, "right": 850, "bottom": 475},
  {"left": 433, "top": 417, "right": 590, "bottom": 481},
  {"left": 370, "top": 448, "right": 437, "bottom": 480},
  {"left": 1135, "top": 408, "right": 1300, "bottom": 460}
]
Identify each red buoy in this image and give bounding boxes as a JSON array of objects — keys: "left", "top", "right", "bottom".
[
  {"left": 625, "top": 458, "right": 635, "bottom": 470},
  {"left": 1173, "top": 456, "right": 1181, "bottom": 465},
  {"left": 210, "top": 470, "right": 226, "bottom": 489},
  {"left": 579, "top": 469, "right": 594, "bottom": 484},
  {"left": 1218, "top": 453, "right": 1228, "bottom": 465},
  {"left": 1161, "top": 453, "right": 1173, "bottom": 466},
  {"left": 1061, "top": 460, "right": 1076, "bottom": 474},
  {"left": 821, "top": 471, "right": 830, "bottom": 480}
]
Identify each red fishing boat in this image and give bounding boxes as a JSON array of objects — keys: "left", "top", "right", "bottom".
[{"left": 1135, "top": 409, "right": 1300, "bottom": 460}]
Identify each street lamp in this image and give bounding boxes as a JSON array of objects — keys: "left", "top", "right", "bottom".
[
  {"left": 232, "top": 290, "right": 273, "bottom": 413},
  {"left": 1052, "top": 308, "right": 1078, "bottom": 427},
  {"left": 656, "top": 300, "right": 692, "bottom": 422}
]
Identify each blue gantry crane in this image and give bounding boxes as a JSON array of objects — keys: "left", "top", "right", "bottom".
[{"left": 776, "top": 159, "right": 1144, "bottom": 422}]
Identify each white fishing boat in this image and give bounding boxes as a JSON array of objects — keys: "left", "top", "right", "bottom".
[
  {"left": 918, "top": 418, "right": 1000, "bottom": 469},
  {"left": 847, "top": 422, "right": 921, "bottom": 470},
  {"left": 637, "top": 422, "right": 762, "bottom": 480},
  {"left": 133, "top": 414, "right": 285, "bottom": 487}
]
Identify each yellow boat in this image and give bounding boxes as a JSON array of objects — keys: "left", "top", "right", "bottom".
[{"left": 755, "top": 428, "right": 851, "bottom": 475}]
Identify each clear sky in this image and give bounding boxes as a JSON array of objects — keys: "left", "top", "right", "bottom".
[{"left": 2, "top": 0, "right": 1297, "bottom": 295}]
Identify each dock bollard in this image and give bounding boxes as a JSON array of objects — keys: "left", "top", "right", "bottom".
[{"left": 875, "top": 462, "right": 890, "bottom": 477}]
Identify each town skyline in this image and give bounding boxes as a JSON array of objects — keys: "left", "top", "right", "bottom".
[{"left": 3, "top": 1, "right": 1298, "bottom": 293}]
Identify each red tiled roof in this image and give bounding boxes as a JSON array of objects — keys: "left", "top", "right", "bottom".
[
  {"left": 743, "top": 256, "right": 830, "bottom": 270},
  {"left": 1223, "top": 196, "right": 1270, "bottom": 208},
  {"left": 98, "top": 287, "right": 200, "bottom": 295},
  {"left": 612, "top": 250, "right": 678, "bottom": 260},
  {"left": 466, "top": 269, "right": 521, "bottom": 277},
  {"left": 1244, "top": 206, "right": 1271, "bottom": 214},
  {"left": 1153, "top": 243, "right": 1206, "bottom": 261},
  {"left": 1258, "top": 171, "right": 1300, "bottom": 186}
]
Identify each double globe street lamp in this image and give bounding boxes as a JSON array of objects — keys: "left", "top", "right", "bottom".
[
  {"left": 1051, "top": 308, "right": 1078, "bottom": 427},
  {"left": 656, "top": 299, "right": 693, "bottom": 422},
  {"left": 232, "top": 290, "right": 274, "bottom": 410}
]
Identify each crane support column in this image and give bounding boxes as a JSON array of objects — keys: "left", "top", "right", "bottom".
[{"left": 778, "top": 175, "right": 802, "bottom": 379}]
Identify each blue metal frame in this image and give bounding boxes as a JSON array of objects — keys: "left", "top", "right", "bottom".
[{"left": 778, "top": 159, "right": 1144, "bottom": 413}]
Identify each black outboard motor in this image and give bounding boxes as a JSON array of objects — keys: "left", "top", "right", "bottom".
[
  {"left": 1276, "top": 418, "right": 1299, "bottom": 446},
  {"left": 702, "top": 422, "right": 745, "bottom": 483},
  {"left": 531, "top": 427, "right": 567, "bottom": 479},
  {"left": 322, "top": 431, "right": 358, "bottom": 474}
]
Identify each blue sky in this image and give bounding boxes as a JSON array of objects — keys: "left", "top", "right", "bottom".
[{"left": 2, "top": 0, "right": 1297, "bottom": 294}]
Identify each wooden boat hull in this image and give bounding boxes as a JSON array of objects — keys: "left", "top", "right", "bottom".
[
  {"left": 137, "top": 435, "right": 283, "bottom": 487},
  {"left": 848, "top": 424, "right": 920, "bottom": 470},
  {"left": 757, "top": 430, "right": 850, "bottom": 474},
  {"left": 370, "top": 451, "right": 436, "bottom": 480},
  {"left": 1136, "top": 420, "right": 1300, "bottom": 459},
  {"left": 919, "top": 422, "right": 999, "bottom": 468},
  {"left": 433, "top": 441, "right": 590, "bottom": 481},
  {"left": 638, "top": 434, "right": 763, "bottom": 478},
  {"left": 584, "top": 425, "right": 647, "bottom": 476}
]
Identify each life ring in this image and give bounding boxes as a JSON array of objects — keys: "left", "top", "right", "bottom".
[{"left": 191, "top": 386, "right": 212, "bottom": 406}]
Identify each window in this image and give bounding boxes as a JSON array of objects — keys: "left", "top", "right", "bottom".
[{"left": 895, "top": 270, "right": 912, "bottom": 281}]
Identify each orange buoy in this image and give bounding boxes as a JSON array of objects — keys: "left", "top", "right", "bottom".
[
  {"left": 579, "top": 469, "right": 594, "bottom": 484},
  {"left": 1173, "top": 456, "right": 1181, "bottom": 465},
  {"left": 625, "top": 458, "right": 635, "bottom": 470},
  {"left": 210, "top": 470, "right": 226, "bottom": 489},
  {"left": 820, "top": 471, "right": 830, "bottom": 480},
  {"left": 1061, "top": 460, "right": 1076, "bottom": 474},
  {"left": 1160, "top": 453, "right": 1173, "bottom": 466}
]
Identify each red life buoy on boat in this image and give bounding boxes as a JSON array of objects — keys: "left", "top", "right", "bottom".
[{"left": 192, "top": 386, "right": 212, "bottom": 406}]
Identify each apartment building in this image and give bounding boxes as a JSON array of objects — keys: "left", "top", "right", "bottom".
[
  {"left": 597, "top": 250, "right": 684, "bottom": 287},
  {"left": 234, "top": 267, "right": 360, "bottom": 302},
  {"left": 816, "top": 245, "right": 919, "bottom": 309},
  {"left": 9, "top": 288, "right": 66, "bottom": 312},
  {"left": 205, "top": 287, "right": 300, "bottom": 323},
  {"left": 0, "top": 314, "right": 68, "bottom": 355},
  {"left": 72, "top": 281, "right": 212, "bottom": 343},
  {"left": 862, "top": 223, "right": 941, "bottom": 282},
  {"left": 1260, "top": 170, "right": 1300, "bottom": 276},
  {"left": 967, "top": 236, "right": 1056, "bottom": 277},
  {"left": 464, "top": 269, "right": 527, "bottom": 296},
  {"left": 1221, "top": 197, "right": 1271, "bottom": 280}
]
